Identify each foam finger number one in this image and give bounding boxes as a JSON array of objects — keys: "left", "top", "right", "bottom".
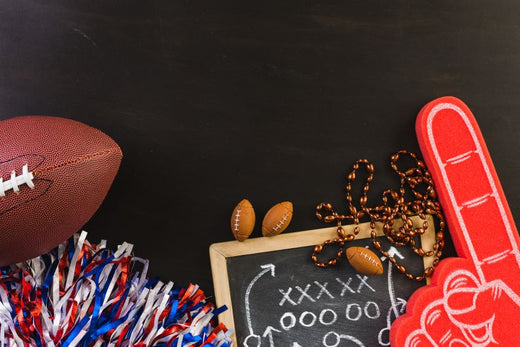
[{"left": 391, "top": 97, "right": 520, "bottom": 346}]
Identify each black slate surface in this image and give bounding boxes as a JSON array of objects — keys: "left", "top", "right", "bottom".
[
  {"left": 1, "top": 1, "right": 519, "bottom": 298},
  {"left": 226, "top": 236, "right": 425, "bottom": 346}
]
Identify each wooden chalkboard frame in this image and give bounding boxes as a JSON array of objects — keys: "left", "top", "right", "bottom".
[{"left": 209, "top": 215, "right": 435, "bottom": 344}]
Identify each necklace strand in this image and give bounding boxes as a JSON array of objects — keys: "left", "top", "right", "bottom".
[{"left": 312, "top": 150, "right": 445, "bottom": 281}]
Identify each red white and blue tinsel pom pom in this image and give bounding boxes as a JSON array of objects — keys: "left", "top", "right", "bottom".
[{"left": 0, "top": 231, "right": 233, "bottom": 346}]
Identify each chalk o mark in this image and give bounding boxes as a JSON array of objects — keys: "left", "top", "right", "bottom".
[
  {"left": 346, "top": 303, "right": 362, "bottom": 321},
  {"left": 280, "top": 312, "right": 296, "bottom": 330},
  {"left": 319, "top": 309, "right": 338, "bottom": 326},
  {"left": 364, "top": 301, "right": 381, "bottom": 320},
  {"left": 323, "top": 331, "right": 366, "bottom": 347},
  {"left": 299, "top": 311, "right": 317, "bottom": 328},
  {"left": 243, "top": 334, "right": 261, "bottom": 347}
]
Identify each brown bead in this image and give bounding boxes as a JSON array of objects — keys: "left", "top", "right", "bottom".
[
  {"left": 345, "top": 234, "right": 355, "bottom": 242},
  {"left": 397, "top": 265, "right": 406, "bottom": 273},
  {"left": 324, "top": 215, "right": 335, "bottom": 223}
]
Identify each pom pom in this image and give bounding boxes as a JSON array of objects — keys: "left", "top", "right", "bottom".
[{"left": 0, "top": 231, "right": 233, "bottom": 346}]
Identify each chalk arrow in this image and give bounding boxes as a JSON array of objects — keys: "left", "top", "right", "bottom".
[
  {"left": 292, "top": 343, "right": 303, "bottom": 347},
  {"left": 381, "top": 246, "right": 405, "bottom": 261},
  {"left": 378, "top": 297, "right": 409, "bottom": 346},
  {"left": 261, "top": 263, "right": 276, "bottom": 277},
  {"left": 396, "top": 298, "right": 407, "bottom": 312},
  {"left": 386, "top": 256, "right": 407, "bottom": 320},
  {"left": 383, "top": 246, "right": 407, "bottom": 320},
  {"left": 388, "top": 246, "right": 404, "bottom": 259},
  {"left": 245, "top": 264, "right": 277, "bottom": 336},
  {"left": 262, "top": 326, "right": 281, "bottom": 347}
]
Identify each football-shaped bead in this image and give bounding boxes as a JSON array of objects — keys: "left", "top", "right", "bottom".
[
  {"left": 0, "top": 116, "right": 122, "bottom": 266},
  {"left": 231, "top": 199, "right": 255, "bottom": 241},
  {"left": 346, "top": 247, "right": 384, "bottom": 276},
  {"left": 262, "top": 201, "right": 293, "bottom": 237}
]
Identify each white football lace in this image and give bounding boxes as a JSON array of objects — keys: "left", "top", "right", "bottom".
[
  {"left": 233, "top": 209, "right": 241, "bottom": 231},
  {"left": 273, "top": 213, "right": 290, "bottom": 231},
  {"left": 0, "top": 164, "right": 35, "bottom": 197}
]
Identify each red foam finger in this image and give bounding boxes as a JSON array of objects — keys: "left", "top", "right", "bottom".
[
  {"left": 415, "top": 96, "right": 520, "bottom": 290},
  {"left": 421, "top": 301, "right": 469, "bottom": 346},
  {"left": 447, "top": 280, "right": 520, "bottom": 345},
  {"left": 391, "top": 97, "right": 520, "bottom": 346},
  {"left": 405, "top": 331, "right": 436, "bottom": 347},
  {"left": 391, "top": 259, "right": 475, "bottom": 346},
  {"left": 445, "top": 281, "right": 493, "bottom": 327}
]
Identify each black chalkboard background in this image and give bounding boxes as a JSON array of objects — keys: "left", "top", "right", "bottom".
[
  {"left": 227, "top": 236, "right": 425, "bottom": 346},
  {"left": 2, "top": 1, "right": 520, "bottom": 302}
]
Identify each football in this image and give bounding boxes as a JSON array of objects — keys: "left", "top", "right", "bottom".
[
  {"left": 230, "top": 199, "right": 255, "bottom": 241},
  {"left": 0, "top": 116, "right": 122, "bottom": 266},
  {"left": 346, "top": 247, "right": 384, "bottom": 276},
  {"left": 262, "top": 201, "right": 293, "bottom": 237}
]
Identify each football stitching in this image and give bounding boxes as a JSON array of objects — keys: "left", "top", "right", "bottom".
[
  {"left": 233, "top": 209, "right": 241, "bottom": 232},
  {"left": 0, "top": 155, "right": 46, "bottom": 198},
  {"left": 360, "top": 251, "right": 380, "bottom": 267},
  {"left": 0, "top": 164, "right": 35, "bottom": 197},
  {"left": 33, "top": 147, "right": 121, "bottom": 177},
  {"left": 273, "top": 212, "right": 290, "bottom": 232}
]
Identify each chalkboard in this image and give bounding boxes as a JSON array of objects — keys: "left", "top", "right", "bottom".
[{"left": 210, "top": 216, "right": 435, "bottom": 346}]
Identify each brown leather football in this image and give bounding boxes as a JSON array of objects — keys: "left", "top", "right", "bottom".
[
  {"left": 230, "top": 199, "right": 255, "bottom": 241},
  {"left": 262, "top": 201, "right": 293, "bottom": 237},
  {"left": 346, "top": 246, "right": 384, "bottom": 276},
  {"left": 0, "top": 116, "right": 122, "bottom": 266}
]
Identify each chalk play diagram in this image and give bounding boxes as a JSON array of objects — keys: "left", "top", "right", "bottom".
[{"left": 227, "top": 241, "right": 424, "bottom": 347}]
